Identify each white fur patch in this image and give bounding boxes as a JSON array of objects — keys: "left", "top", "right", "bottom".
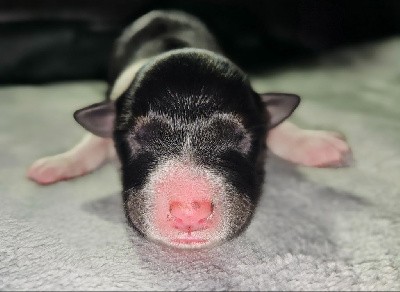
[{"left": 109, "top": 59, "right": 148, "bottom": 101}]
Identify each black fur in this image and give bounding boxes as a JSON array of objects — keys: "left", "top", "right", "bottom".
[
  {"left": 114, "top": 52, "right": 267, "bottom": 198},
  {"left": 108, "top": 10, "right": 222, "bottom": 91},
  {"left": 112, "top": 11, "right": 267, "bottom": 235},
  {"left": 74, "top": 10, "right": 300, "bottom": 245}
]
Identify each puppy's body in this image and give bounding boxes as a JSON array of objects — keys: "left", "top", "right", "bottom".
[
  {"left": 108, "top": 10, "right": 222, "bottom": 101},
  {"left": 98, "top": 11, "right": 275, "bottom": 246},
  {"left": 28, "top": 10, "right": 352, "bottom": 248}
]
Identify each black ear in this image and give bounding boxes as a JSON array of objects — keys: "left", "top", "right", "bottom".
[
  {"left": 260, "top": 93, "right": 300, "bottom": 129},
  {"left": 73, "top": 101, "right": 115, "bottom": 138}
]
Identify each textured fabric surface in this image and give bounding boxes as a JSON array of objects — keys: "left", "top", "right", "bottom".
[{"left": 1, "top": 38, "right": 399, "bottom": 290}]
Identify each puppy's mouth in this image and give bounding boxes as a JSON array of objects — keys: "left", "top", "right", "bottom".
[
  {"left": 171, "top": 237, "right": 209, "bottom": 245},
  {"left": 167, "top": 232, "right": 219, "bottom": 249},
  {"left": 149, "top": 215, "right": 222, "bottom": 248}
]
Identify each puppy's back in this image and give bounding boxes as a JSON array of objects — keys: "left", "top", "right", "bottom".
[{"left": 108, "top": 10, "right": 222, "bottom": 84}]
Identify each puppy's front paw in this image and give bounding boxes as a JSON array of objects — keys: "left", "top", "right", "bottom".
[
  {"left": 27, "top": 154, "right": 86, "bottom": 185},
  {"left": 294, "top": 130, "right": 353, "bottom": 168}
]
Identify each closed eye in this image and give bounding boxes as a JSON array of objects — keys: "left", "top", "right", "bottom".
[{"left": 198, "top": 117, "right": 252, "bottom": 154}]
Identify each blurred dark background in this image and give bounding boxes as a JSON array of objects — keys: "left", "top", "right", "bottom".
[{"left": 1, "top": 0, "right": 400, "bottom": 84}]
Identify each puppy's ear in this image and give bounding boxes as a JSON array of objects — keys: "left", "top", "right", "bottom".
[
  {"left": 260, "top": 93, "right": 300, "bottom": 129},
  {"left": 73, "top": 101, "right": 115, "bottom": 138}
]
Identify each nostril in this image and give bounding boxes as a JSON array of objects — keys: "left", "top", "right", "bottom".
[
  {"left": 198, "top": 218, "right": 207, "bottom": 225},
  {"left": 191, "top": 201, "right": 201, "bottom": 210},
  {"left": 169, "top": 200, "right": 213, "bottom": 226}
]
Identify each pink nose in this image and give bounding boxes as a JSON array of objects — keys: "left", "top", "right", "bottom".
[{"left": 169, "top": 200, "right": 213, "bottom": 232}]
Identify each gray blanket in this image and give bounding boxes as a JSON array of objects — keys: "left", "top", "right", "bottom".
[{"left": 1, "top": 37, "right": 399, "bottom": 290}]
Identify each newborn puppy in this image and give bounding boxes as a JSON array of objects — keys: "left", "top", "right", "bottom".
[{"left": 28, "top": 10, "right": 352, "bottom": 248}]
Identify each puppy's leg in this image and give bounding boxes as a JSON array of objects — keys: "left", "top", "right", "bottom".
[
  {"left": 267, "top": 121, "right": 353, "bottom": 167},
  {"left": 27, "top": 134, "right": 116, "bottom": 185}
]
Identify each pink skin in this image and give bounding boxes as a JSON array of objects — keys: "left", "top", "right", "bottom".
[
  {"left": 152, "top": 166, "right": 219, "bottom": 244},
  {"left": 169, "top": 200, "right": 213, "bottom": 232},
  {"left": 267, "top": 122, "right": 353, "bottom": 167},
  {"left": 27, "top": 134, "right": 115, "bottom": 185},
  {"left": 26, "top": 121, "right": 352, "bottom": 185}
]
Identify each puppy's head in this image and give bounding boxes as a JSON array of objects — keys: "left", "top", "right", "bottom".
[{"left": 75, "top": 49, "right": 300, "bottom": 248}]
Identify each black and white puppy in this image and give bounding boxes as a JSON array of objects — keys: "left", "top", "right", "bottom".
[{"left": 28, "top": 10, "right": 352, "bottom": 248}]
